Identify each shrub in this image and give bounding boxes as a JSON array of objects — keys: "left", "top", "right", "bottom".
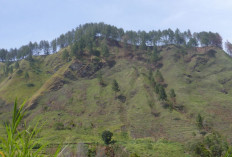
[
  {"left": 192, "top": 133, "right": 229, "bottom": 157},
  {"left": 196, "top": 114, "right": 204, "bottom": 129},
  {"left": 207, "top": 49, "right": 217, "bottom": 57},
  {"left": 14, "top": 62, "right": 19, "bottom": 69},
  {"left": 130, "top": 153, "right": 140, "bottom": 157},
  {"left": 158, "top": 85, "right": 167, "bottom": 101},
  {"left": 26, "top": 83, "right": 35, "bottom": 87},
  {"left": 16, "top": 69, "right": 23, "bottom": 75},
  {"left": 102, "top": 130, "right": 113, "bottom": 145}
]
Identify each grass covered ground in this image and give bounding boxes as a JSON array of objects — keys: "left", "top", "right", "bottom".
[{"left": 1, "top": 44, "right": 232, "bottom": 156}]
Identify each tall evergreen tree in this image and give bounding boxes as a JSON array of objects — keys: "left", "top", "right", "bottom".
[
  {"left": 159, "top": 85, "right": 167, "bottom": 101},
  {"left": 112, "top": 79, "right": 120, "bottom": 93},
  {"left": 14, "top": 62, "right": 19, "bottom": 69},
  {"left": 51, "top": 39, "right": 57, "bottom": 53}
]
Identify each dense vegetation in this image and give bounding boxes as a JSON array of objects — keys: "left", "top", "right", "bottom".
[
  {"left": 1, "top": 22, "right": 232, "bottom": 156},
  {"left": 0, "top": 22, "right": 223, "bottom": 62},
  {"left": 0, "top": 100, "right": 61, "bottom": 157}
]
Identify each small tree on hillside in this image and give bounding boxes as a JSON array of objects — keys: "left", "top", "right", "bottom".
[
  {"left": 155, "top": 70, "right": 164, "bottom": 83},
  {"left": 148, "top": 70, "right": 156, "bottom": 88},
  {"left": 15, "top": 62, "right": 19, "bottom": 69},
  {"left": 24, "top": 72, "right": 29, "bottom": 82},
  {"left": 196, "top": 113, "right": 204, "bottom": 129},
  {"left": 112, "top": 79, "right": 120, "bottom": 94},
  {"left": 155, "top": 83, "right": 160, "bottom": 94},
  {"left": 62, "top": 49, "right": 69, "bottom": 61},
  {"left": 169, "top": 89, "right": 176, "bottom": 98},
  {"left": 158, "top": 85, "right": 167, "bottom": 101},
  {"left": 169, "top": 89, "right": 176, "bottom": 103},
  {"left": 101, "top": 43, "right": 109, "bottom": 57},
  {"left": 70, "top": 42, "right": 79, "bottom": 58},
  {"left": 151, "top": 46, "right": 159, "bottom": 63},
  {"left": 102, "top": 130, "right": 113, "bottom": 145},
  {"left": 225, "top": 41, "right": 232, "bottom": 56},
  {"left": 97, "top": 72, "right": 106, "bottom": 87}
]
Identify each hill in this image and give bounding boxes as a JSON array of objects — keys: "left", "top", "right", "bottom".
[{"left": 1, "top": 37, "right": 232, "bottom": 156}]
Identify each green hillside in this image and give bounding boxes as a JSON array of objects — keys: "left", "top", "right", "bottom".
[{"left": 1, "top": 39, "right": 232, "bottom": 156}]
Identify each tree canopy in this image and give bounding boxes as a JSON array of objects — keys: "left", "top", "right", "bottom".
[{"left": 0, "top": 22, "right": 225, "bottom": 62}]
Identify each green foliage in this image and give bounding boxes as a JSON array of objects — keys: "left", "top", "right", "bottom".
[
  {"left": 130, "top": 153, "right": 140, "bottom": 157},
  {"left": 155, "top": 83, "right": 161, "bottom": 94},
  {"left": 54, "top": 122, "right": 65, "bottom": 130},
  {"left": 3, "top": 65, "right": 9, "bottom": 76},
  {"left": 112, "top": 79, "right": 120, "bottom": 93},
  {"left": 158, "top": 85, "right": 167, "bottom": 101},
  {"left": 0, "top": 22, "right": 223, "bottom": 62},
  {"left": 62, "top": 49, "right": 69, "bottom": 61},
  {"left": 224, "top": 147, "right": 232, "bottom": 157},
  {"left": 155, "top": 70, "right": 164, "bottom": 83},
  {"left": 148, "top": 70, "right": 156, "bottom": 88},
  {"left": 0, "top": 100, "right": 47, "bottom": 157},
  {"left": 0, "top": 36, "right": 231, "bottom": 157},
  {"left": 151, "top": 46, "right": 159, "bottom": 63},
  {"left": 169, "top": 89, "right": 176, "bottom": 98},
  {"left": 14, "top": 61, "right": 19, "bottom": 69},
  {"left": 192, "top": 133, "right": 229, "bottom": 157},
  {"left": 187, "top": 37, "right": 198, "bottom": 48},
  {"left": 32, "top": 143, "right": 42, "bottom": 149},
  {"left": 139, "top": 41, "right": 147, "bottom": 50},
  {"left": 78, "top": 37, "right": 85, "bottom": 55},
  {"left": 24, "top": 72, "right": 29, "bottom": 81},
  {"left": 9, "top": 66, "right": 13, "bottom": 74},
  {"left": 101, "top": 42, "right": 109, "bottom": 57},
  {"left": 87, "top": 146, "right": 96, "bottom": 157},
  {"left": 91, "top": 50, "right": 100, "bottom": 57},
  {"left": 16, "top": 69, "right": 23, "bottom": 75},
  {"left": 70, "top": 42, "right": 79, "bottom": 58},
  {"left": 97, "top": 72, "right": 106, "bottom": 87},
  {"left": 26, "top": 83, "right": 35, "bottom": 87},
  {"left": 102, "top": 130, "right": 113, "bottom": 145},
  {"left": 194, "top": 143, "right": 212, "bottom": 157},
  {"left": 196, "top": 114, "right": 204, "bottom": 129}
]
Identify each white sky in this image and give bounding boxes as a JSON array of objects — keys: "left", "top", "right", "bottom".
[{"left": 1, "top": 0, "right": 232, "bottom": 49}]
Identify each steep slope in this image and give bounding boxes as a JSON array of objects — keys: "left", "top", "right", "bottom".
[
  {"left": 0, "top": 42, "right": 232, "bottom": 156},
  {"left": 161, "top": 46, "right": 232, "bottom": 140}
]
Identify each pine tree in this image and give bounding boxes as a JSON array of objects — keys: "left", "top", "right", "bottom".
[
  {"left": 159, "top": 85, "right": 167, "bottom": 101},
  {"left": 112, "top": 79, "right": 120, "bottom": 93},
  {"left": 169, "top": 89, "right": 176, "bottom": 104},
  {"left": 151, "top": 46, "right": 159, "bottom": 62},
  {"left": 101, "top": 40, "right": 109, "bottom": 57},
  {"left": 155, "top": 70, "right": 164, "bottom": 83},
  {"left": 14, "top": 62, "right": 19, "bottom": 69},
  {"left": 196, "top": 114, "right": 204, "bottom": 129},
  {"left": 24, "top": 72, "right": 29, "bottom": 81},
  {"left": 70, "top": 42, "right": 79, "bottom": 58},
  {"left": 169, "top": 89, "right": 176, "bottom": 98},
  {"left": 62, "top": 49, "right": 69, "bottom": 61}
]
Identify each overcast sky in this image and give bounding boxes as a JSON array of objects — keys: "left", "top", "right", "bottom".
[{"left": 1, "top": 0, "right": 232, "bottom": 49}]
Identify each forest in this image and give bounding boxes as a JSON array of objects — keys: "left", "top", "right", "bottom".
[{"left": 0, "top": 22, "right": 225, "bottom": 62}]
